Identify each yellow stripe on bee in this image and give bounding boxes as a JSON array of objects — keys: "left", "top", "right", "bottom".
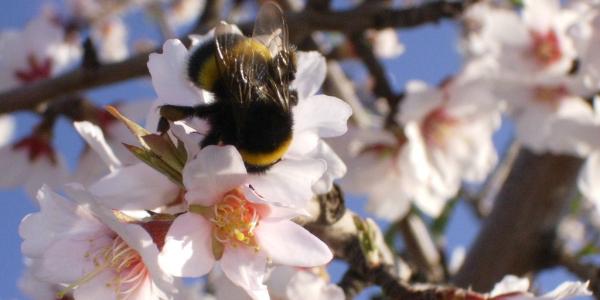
[
  {"left": 239, "top": 137, "right": 292, "bottom": 167},
  {"left": 231, "top": 39, "right": 272, "bottom": 62},
  {"left": 197, "top": 56, "right": 219, "bottom": 91}
]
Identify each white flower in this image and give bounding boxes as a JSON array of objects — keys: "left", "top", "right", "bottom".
[
  {"left": 91, "top": 17, "right": 129, "bottom": 63},
  {"left": 367, "top": 28, "right": 405, "bottom": 59},
  {"left": 166, "top": 0, "right": 206, "bottom": 29},
  {"left": 146, "top": 36, "right": 351, "bottom": 206},
  {"left": 158, "top": 145, "right": 333, "bottom": 300},
  {"left": 0, "top": 130, "right": 69, "bottom": 198},
  {"left": 336, "top": 126, "right": 415, "bottom": 220},
  {"left": 0, "top": 9, "right": 81, "bottom": 90},
  {"left": 489, "top": 275, "right": 591, "bottom": 299},
  {"left": 468, "top": 0, "right": 581, "bottom": 78},
  {"left": 492, "top": 77, "right": 598, "bottom": 156},
  {"left": 19, "top": 184, "right": 178, "bottom": 300}
]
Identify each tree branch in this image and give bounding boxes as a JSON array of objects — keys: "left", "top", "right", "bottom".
[{"left": 453, "top": 149, "right": 584, "bottom": 291}]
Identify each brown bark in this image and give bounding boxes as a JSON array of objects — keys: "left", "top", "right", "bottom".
[{"left": 453, "top": 148, "right": 583, "bottom": 291}]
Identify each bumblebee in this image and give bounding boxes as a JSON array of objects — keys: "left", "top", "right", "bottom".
[{"left": 159, "top": 3, "right": 298, "bottom": 173}]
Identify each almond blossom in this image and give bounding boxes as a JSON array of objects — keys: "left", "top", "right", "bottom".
[
  {"left": 0, "top": 9, "right": 81, "bottom": 91},
  {"left": 158, "top": 145, "right": 333, "bottom": 300},
  {"left": 19, "top": 184, "right": 178, "bottom": 299},
  {"left": 339, "top": 76, "right": 500, "bottom": 220},
  {"left": 0, "top": 126, "right": 69, "bottom": 198},
  {"left": 90, "top": 17, "right": 129, "bottom": 63}
]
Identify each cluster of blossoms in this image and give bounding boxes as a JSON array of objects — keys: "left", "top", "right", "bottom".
[
  {"left": 333, "top": 0, "right": 600, "bottom": 234},
  {"left": 0, "top": 0, "right": 206, "bottom": 198},
  {"left": 18, "top": 21, "right": 352, "bottom": 298},
  {"left": 2, "top": 1, "right": 598, "bottom": 299}
]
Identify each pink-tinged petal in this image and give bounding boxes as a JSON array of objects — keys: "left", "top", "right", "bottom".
[
  {"left": 90, "top": 163, "right": 179, "bottom": 210},
  {"left": 38, "top": 234, "right": 113, "bottom": 284},
  {"left": 220, "top": 246, "right": 269, "bottom": 300},
  {"left": 292, "top": 51, "right": 326, "bottom": 99},
  {"left": 72, "top": 270, "right": 119, "bottom": 300},
  {"left": 159, "top": 213, "right": 215, "bottom": 277},
  {"left": 247, "top": 158, "right": 325, "bottom": 208},
  {"left": 293, "top": 95, "right": 352, "bottom": 138},
  {"left": 256, "top": 220, "right": 332, "bottom": 267},
  {"left": 74, "top": 121, "right": 122, "bottom": 171},
  {"left": 183, "top": 145, "right": 247, "bottom": 206},
  {"left": 20, "top": 185, "right": 105, "bottom": 257},
  {"left": 147, "top": 39, "right": 203, "bottom": 107}
]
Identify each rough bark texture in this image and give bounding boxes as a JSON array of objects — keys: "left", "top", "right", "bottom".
[{"left": 453, "top": 148, "right": 583, "bottom": 291}]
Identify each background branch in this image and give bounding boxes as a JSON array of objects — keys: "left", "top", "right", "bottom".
[{"left": 453, "top": 149, "right": 583, "bottom": 291}]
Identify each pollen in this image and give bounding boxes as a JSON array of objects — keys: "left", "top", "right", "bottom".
[{"left": 210, "top": 189, "right": 260, "bottom": 251}]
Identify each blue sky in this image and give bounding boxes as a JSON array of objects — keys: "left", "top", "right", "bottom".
[{"left": 0, "top": 1, "right": 588, "bottom": 299}]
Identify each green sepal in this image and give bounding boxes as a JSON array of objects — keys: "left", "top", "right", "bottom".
[
  {"left": 106, "top": 106, "right": 151, "bottom": 149},
  {"left": 123, "top": 143, "right": 184, "bottom": 188},
  {"left": 142, "top": 134, "right": 186, "bottom": 173}
]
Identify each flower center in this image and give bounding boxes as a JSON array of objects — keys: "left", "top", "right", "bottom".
[
  {"left": 57, "top": 236, "right": 148, "bottom": 299},
  {"left": 14, "top": 54, "right": 53, "bottom": 83},
  {"left": 210, "top": 189, "right": 260, "bottom": 251},
  {"left": 530, "top": 30, "right": 562, "bottom": 67},
  {"left": 421, "top": 107, "right": 459, "bottom": 147}
]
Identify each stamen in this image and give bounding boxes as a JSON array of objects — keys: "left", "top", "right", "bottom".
[
  {"left": 58, "top": 235, "right": 147, "bottom": 299},
  {"left": 208, "top": 189, "right": 261, "bottom": 252}
]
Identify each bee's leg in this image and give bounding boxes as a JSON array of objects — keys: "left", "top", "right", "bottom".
[
  {"left": 157, "top": 117, "right": 171, "bottom": 134},
  {"left": 159, "top": 105, "right": 197, "bottom": 121},
  {"left": 200, "top": 130, "right": 221, "bottom": 148}
]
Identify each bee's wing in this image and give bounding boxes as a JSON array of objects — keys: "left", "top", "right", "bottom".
[
  {"left": 253, "top": 2, "right": 289, "bottom": 57},
  {"left": 252, "top": 2, "right": 294, "bottom": 110},
  {"left": 214, "top": 22, "right": 254, "bottom": 107}
]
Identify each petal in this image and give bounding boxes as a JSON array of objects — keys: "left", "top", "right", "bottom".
[
  {"left": 256, "top": 220, "right": 332, "bottom": 267},
  {"left": 0, "top": 114, "right": 14, "bottom": 146},
  {"left": 183, "top": 145, "right": 247, "bottom": 206},
  {"left": 74, "top": 121, "right": 122, "bottom": 171},
  {"left": 220, "top": 247, "right": 269, "bottom": 300},
  {"left": 309, "top": 140, "right": 347, "bottom": 194},
  {"left": 38, "top": 234, "right": 113, "bottom": 284},
  {"left": 147, "top": 39, "right": 204, "bottom": 107},
  {"left": 90, "top": 163, "right": 179, "bottom": 210},
  {"left": 158, "top": 213, "right": 215, "bottom": 277},
  {"left": 291, "top": 51, "right": 326, "bottom": 99},
  {"left": 72, "top": 270, "right": 119, "bottom": 300},
  {"left": 293, "top": 95, "right": 352, "bottom": 138},
  {"left": 246, "top": 158, "right": 325, "bottom": 208}
]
